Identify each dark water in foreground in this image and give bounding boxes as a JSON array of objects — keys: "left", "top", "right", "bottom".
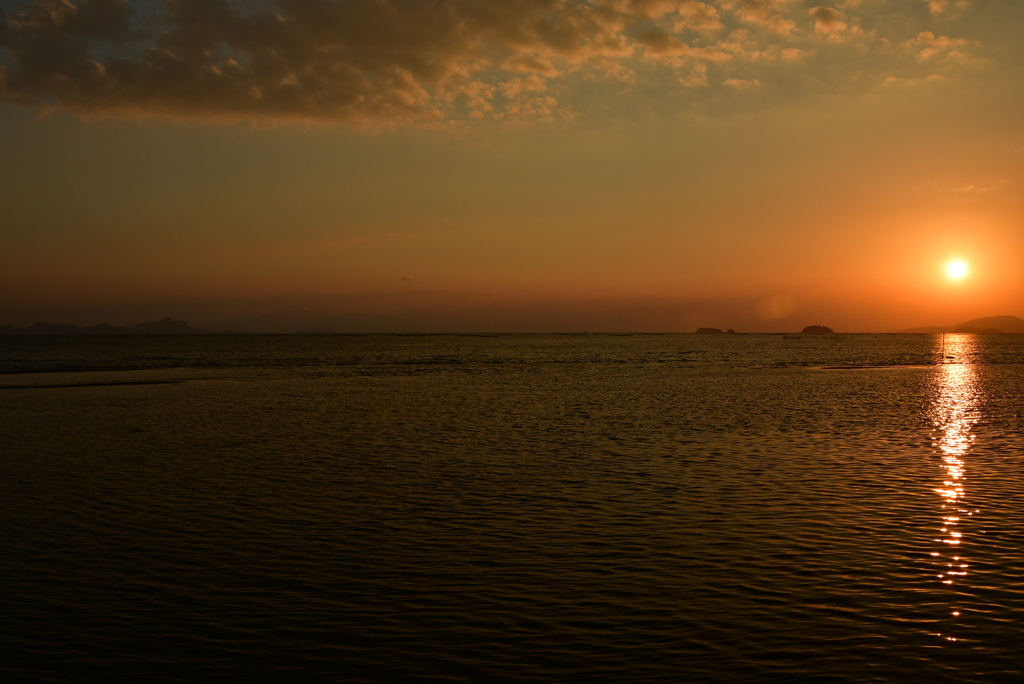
[{"left": 2, "top": 333, "right": 1024, "bottom": 682}]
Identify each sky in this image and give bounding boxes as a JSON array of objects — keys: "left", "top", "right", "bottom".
[{"left": 1, "top": 0, "right": 1023, "bottom": 331}]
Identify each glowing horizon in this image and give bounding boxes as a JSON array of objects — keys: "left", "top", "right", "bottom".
[{"left": 1, "top": 0, "right": 1022, "bottom": 330}]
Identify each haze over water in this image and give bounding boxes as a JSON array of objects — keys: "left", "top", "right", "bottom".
[{"left": 3, "top": 333, "right": 1024, "bottom": 682}]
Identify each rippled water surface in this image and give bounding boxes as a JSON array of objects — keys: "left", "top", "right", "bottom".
[{"left": 3, "top": 334, "right": 1024, "bottom": 682}]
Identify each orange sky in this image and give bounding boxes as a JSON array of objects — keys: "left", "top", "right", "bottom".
[{"left": 1, "top": 0, "right": 1022, "bottom": 331}]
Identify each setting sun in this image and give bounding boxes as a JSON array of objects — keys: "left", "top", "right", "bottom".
[{"left": 946, "top": 260, "right": 969, "bottom": 281}]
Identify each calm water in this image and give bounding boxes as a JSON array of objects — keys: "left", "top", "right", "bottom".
[{"left": 2, "top": 333, "right": 1023, "bottom": 682}]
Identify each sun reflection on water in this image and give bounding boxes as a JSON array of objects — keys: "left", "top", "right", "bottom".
[{"left": 928, "top": 335, "right": 982, "bottom": 642}]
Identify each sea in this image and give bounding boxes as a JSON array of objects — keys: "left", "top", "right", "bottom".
[{"left": 2, "top": 333, "right": 1023, "bottom": 682}]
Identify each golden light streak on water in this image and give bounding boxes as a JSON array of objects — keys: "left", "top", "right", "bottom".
[{"left": 928, "top": 334, "right": 982, "bottom": 642}]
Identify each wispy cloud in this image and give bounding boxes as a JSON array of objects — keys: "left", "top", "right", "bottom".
[{"left": 954, "top": 180, "right": 1012, "bottom": 194}]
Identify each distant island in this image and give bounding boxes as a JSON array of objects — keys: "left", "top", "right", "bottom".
[
  {"left": 696, "top": 327, "right": 722, "bottom": 334},
  {"left": 802, "top": 325, "right": 834, "bottom": 334},
  {"left": 899, "top": 315, "right": 1024, "bottom": 335},
  {"left": 0, "top": 317, "right": 217, "bottom": 336}
]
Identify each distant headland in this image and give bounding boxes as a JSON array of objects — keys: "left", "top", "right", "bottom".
[
  {"left": 0, "top": 317, "right": 218, "bottom": 336},
  {"left": 899, "top": 315, "right": 1024, "bottom": 335}
]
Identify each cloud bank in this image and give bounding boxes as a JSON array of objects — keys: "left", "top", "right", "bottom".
[{"left": 0, "top": 0, "right": 991, "bottom": 124}]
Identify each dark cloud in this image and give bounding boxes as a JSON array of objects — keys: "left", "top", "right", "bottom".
[
  {"left": 0, "top": 0, "right": 987, "bottom": 124},
  {"left": 810, "top": 6, "right": 846, "bottom": 36},
  {"left": 0, "top": 0, "right": 677, "bottom": 122}
]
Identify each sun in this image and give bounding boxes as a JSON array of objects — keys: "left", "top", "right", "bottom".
[{"left": 945, "top": 259, "right": 969, "bottom": 281}]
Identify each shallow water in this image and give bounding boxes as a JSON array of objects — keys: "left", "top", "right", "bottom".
[{"left": 2, "top": 334, "right": 1023, "bottom": 682}]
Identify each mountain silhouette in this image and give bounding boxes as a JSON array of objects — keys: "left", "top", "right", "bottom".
[
  {"left": 132, "top": 317, "right": 206, "bottom": 334},
  {"left": 899, "top": 315, "right": 1024, "bottom": 334}
]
